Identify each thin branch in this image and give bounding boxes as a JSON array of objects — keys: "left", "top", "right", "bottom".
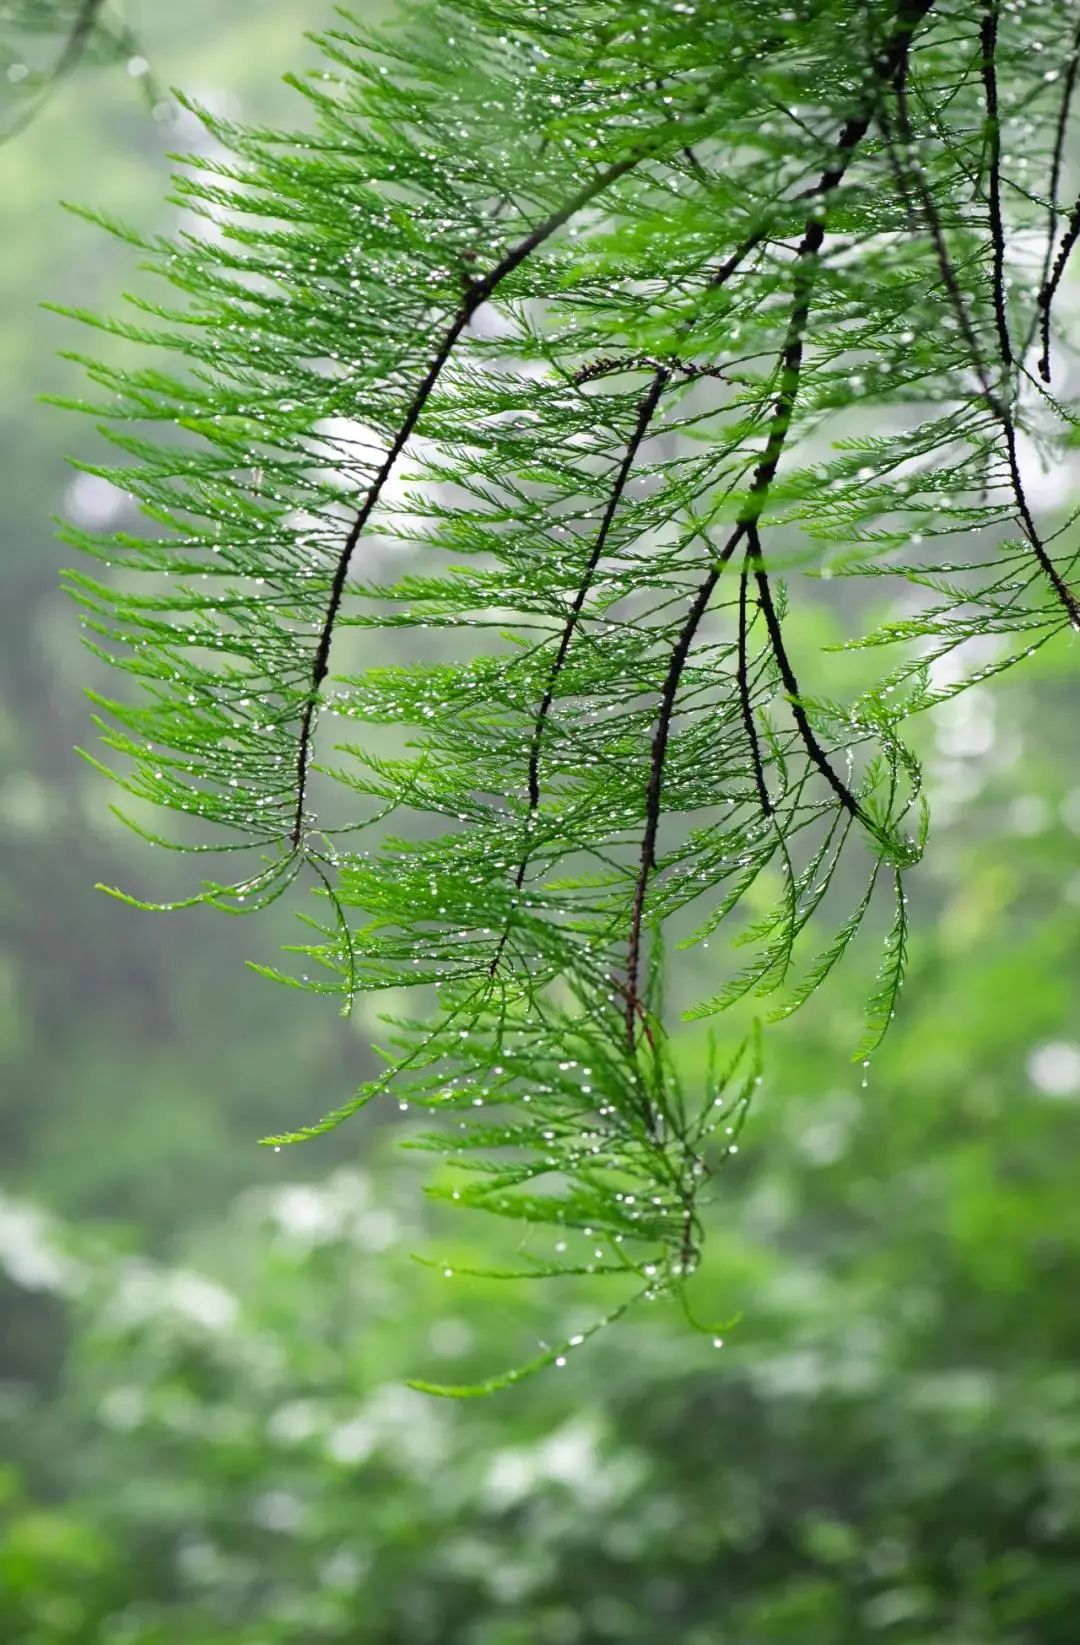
[
  {"left": 39, "top": 0, "right": 102, "bottom": 77},
  {"left": 490, "top": 219, "right": 776, "bottom": 978},
  {"left": 1038, "top": 193, "right": 1080, "bottom": 384},
  {"left": 746, "top": 0, "right": 937, "bottom": 523},
  {"left": 979, "top": 0, "right": 1012, "bottom": 369},
  {"left": 737, "top": 562, "right": 772, "bottom": 817},
  {"left": 1023, "top": 11, "right": 1080, "bottom": 367},
  {"left": 624, "top": 529, "right": 744, "bottom": 1051},
  {"left": 572, "top": 354, "right": 728, "bottom": 387},
  {"left": 748, "top": 526, "right": 860, "bottom": 815}
]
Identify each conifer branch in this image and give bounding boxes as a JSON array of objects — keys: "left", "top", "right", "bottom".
[
  {"left": 495, "top": 219, "right": 770, "bottom": 987},
  {"left": 489, "top": 362, "right": 670, "bottom": 977},
  {"left": 291, "top": 151, "right": 643, "bottom": 850},
  {"left": 625, "top": 0, "right": 933, "bottom": 1040},
  {"left": 59, "top": 0, "right": 1080, "bottom": 1388},
  {"left": 886, "top": 69, "right": 1080, "bottom": 628},
  {"left": 624, "top": 529, "right": 742, "bottom": 1051}
]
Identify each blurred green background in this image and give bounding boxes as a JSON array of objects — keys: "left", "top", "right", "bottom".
[{"left": 2, "top": 6, "right": 1080, "bottom": 1641}]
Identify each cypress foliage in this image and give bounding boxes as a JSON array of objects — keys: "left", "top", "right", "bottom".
[{"left": 57, "top": 0, "right": 1079, "bottom": 1389}]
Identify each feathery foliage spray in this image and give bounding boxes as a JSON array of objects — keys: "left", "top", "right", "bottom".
[{"left": 55, "top": 0, "right": 1079, "bottom": 1389}]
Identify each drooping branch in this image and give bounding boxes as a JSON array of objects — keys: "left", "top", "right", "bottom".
[
  {"left": 1033, "top": 11, "right": 1080, "bottom": 377},
  {"left": 623, "top": 0, "right": 935, "bottom": 1041},
  {"left": 1038, "top": 195, "right": 1080, "bottom": 387},
  {"left": 748, "top": 526, "right": 860, "bottom": 816},
  {"left": 490, "top": 223, "right": 772, "bottom": 978},
  {"left": 979, "top": 0, "right": 1012, "bottom": 370},
  {"left": 524, "top": 366, "right": 671, "bottom": 819},
  {"left": 885, "top": 68, "right": 1080, "bottom": 628},
  {"left": 743, "top": 0, "right": 936, "bottom": 523},
  {"left": 294, "top": 84, "right": 783, "bottom": 858},
  {"left": 572, "top": 355, "right": 728, "bottom": 387},
  {"left": 737, "top": 562, "right": 772, "bottom": 817},
  {"left": 624, "top": 527, "right": 744, "bottom": 1050},
  {"left": 63, "top": 0, "right": 1080, "bottom": 1388},
  {"left": 503, "top": 30, "right": 941, "bottom": 961}
]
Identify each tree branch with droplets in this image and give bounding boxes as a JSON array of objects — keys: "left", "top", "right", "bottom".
[{"left": 623, "top": 0, "right": 934, "bottom": 1043}]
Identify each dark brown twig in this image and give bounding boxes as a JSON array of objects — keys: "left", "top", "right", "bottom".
[
  {"left": 525, "top": 365, "right": 670, "bottom": 814},
  {"left": 1024, "top": 13, "right": 1080, "bottom": 368},
  {"left": 572, "top": 354, "right": 728, "bottom": 387},
  {"left": 737, "top": 561, "right": 773, "bottom": 818},
  {"left": 979, "top": 0, "right": 1012, "bottom": 370},
  {"left": 624, "top": 526, "right": 745, "bottom": 1050},
  {"left": 748, "top": 526, "right": 859, "bottom": 815},
  {"left": 1038, "top": 194, "right": 1080, "bottom": 385},
  {"left": 491, "top": 222, "right": 773, "bottom": 980}
]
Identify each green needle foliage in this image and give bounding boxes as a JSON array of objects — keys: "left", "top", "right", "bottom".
[{"left": 57, "top": 0, "right": 1079, "bottom": 1389}]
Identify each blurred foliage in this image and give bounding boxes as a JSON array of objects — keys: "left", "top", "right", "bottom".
[
  {"left": 0, "top": 2, "right": 382, "bottom": 1241},
  {"left": 0, "top": 1, "right": 157, "bottom": 146},
  {"left": 0, "top": 0, "right": 1078, "bottom": 1639}
]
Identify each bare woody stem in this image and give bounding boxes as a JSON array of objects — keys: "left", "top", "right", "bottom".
[
  {"left": 623, "top": 529, "right": 744, "bottom": 1051},
  {"left": 1022, "top": 13, "right": 1080, "bottom": 368},
  {"left": 524, "top": 366, "right": 671, "bottom": 818},
  {"left": 979, "top": 0, "right": 1012, "bottom": 370},
  {"left": 1029, "top": 10, "right": 1080, "bottom": 374},
  {"left": 493, "top": 119, "right": 933, "bottom": 976},
  {"left": 737, "top": 561, "right": 772, "bottom": 819},
  {"left": 747, "top": 527, "right": 859, "bottom": 816},
  {"left": 1038, "top": 194, "right": 1080, "bottom": 386}
]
